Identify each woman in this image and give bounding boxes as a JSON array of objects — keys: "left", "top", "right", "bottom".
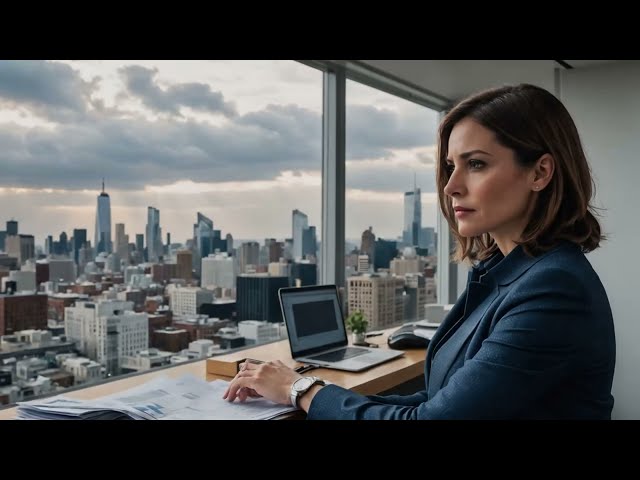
[{"left": 223, "top": 84, "right": 616, "bottom": 419}]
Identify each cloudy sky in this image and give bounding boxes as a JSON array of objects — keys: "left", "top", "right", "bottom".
[{"left": 0, "top": 60, "right": 439, "bottom": 247}]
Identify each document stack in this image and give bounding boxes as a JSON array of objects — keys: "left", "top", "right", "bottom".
[{"left": 16, "top": 374, "right": 297, "bottom": 420}]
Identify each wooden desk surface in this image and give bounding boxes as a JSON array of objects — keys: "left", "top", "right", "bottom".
[{"left": 0, "top": 327, "right": 426, "bottom": 420}]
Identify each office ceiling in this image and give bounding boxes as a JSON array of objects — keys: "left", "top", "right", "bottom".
[
  {"left": 360, "top": 60, "right": 624, "bottom": 103},
  {"left": 561, "top": 60, "right": 620, "bottom": 68}
]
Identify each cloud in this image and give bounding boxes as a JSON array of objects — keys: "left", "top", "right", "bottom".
[
  {"left": 119, "top": 65, "right": 237, "bottom": 118},
  {"left": 0, "top": 60, "right": 96, "bottom": 122},
  {"left": 0, "top": 61, "right": 437, "bottom": 194},
  {"left": 346, "top": 104, "right": 438, "bottom": 160},
  {"left": 0, "top": 106, "right": 323, "bottom": 190}
]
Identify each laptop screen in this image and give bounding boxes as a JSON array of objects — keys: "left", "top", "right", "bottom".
[{"left": 279, "top": 285, "right": 347, "bottom": 357}]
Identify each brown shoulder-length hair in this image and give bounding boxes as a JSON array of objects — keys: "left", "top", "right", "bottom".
[{"left": 436, "top": 83, "right": 603, "bottom": 263}]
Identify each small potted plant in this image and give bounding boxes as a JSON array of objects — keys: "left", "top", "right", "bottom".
[{"left": 345, "top": 310, "right": 368, "bottom": 344}]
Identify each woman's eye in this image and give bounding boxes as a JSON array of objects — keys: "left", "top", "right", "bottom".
[
  {"left": 469, "top": 160, "right": 485, "bottom": 169},
  {"left": 445, "top": 164, "right": 454, "bottom": 175}
]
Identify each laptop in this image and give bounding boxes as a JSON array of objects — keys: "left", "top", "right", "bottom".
[{"left": 278, "top": 284, "right": 404, "bottom": 372}]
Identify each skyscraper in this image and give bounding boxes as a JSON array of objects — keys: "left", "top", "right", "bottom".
[
  {"left": 73, "top": 229, "right": 87, "bottom": 266},
  {"left": 6, "top": 220, "right": 18, "bottom": 236},
  {"left": 135, "top": 234, "right": 144, "bottom": 254},
  {"left": 146, "top": 207, "right": 161, "bottom": 262},
  {"left": 292, "top": 209, "right": 308, "bottom": 261},
  {"left": 94, "top": 180, "right": 112, "bottom": 254},
  {"left": 115, "top": 223, "right": 129, "bottom": 265},
  {"left": 403, "top": 181, "right": 422, "bottom": 246},
  {"left": 302, "top": 225, "right": 317, "bottom": 259},
  {"left": 360, "top": 227, "right": 376, "bottom": 261}
]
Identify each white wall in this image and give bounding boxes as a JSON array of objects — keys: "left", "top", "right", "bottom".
[{"left": 561, "top": 61, "right": 640, "bottom": 419}]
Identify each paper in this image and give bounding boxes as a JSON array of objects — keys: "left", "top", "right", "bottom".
[{"left": 16, "top": 374, "right": 297, "bottom": 420}]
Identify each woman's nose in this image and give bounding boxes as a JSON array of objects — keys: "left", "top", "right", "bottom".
[{"left": 444, "top": 170, "right": 463, "bottom": 197}]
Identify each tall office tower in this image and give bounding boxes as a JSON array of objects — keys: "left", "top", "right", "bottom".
[
  {"left": 283, "top": 238, "right": 293, "bottom": 261},
  {"left": 238, "top": 242, "right": 260, "bottom": 274},
  {"left": 0, "top": 231, "right": 6, "bottom": 252},
  {"left": 226, "top": 234, "right": 234, "bottom": 254},
  {"left": 115, "top": 223, "right": 129, "bottom": 266},
  {"left": 236, "top": 274, "right": 289, "bottom": 323},
  {"left": 360, "top": 227, "right": 376, "bottom": 262},
  {"left": 45, "top": 235, "right": 53, "bottom": 256},
  {"left": 195, "top": 212, "right": 214, "bottom": 259},
  {"left": 94, "top": 180, "right": 112, "bottom": 254},
  {"left": 146, "top": 207, "right": 161, "bottom": 262},
  {"left": 176, "top": 249, "right": 192, "bottom": 282},
  {"left": 6, "top": 235, "right": 35, "bottom": 265},
  {"left": 211, "top": 229, "right": 226, "bottom": 253},
  {"left": 6, "top": 220, "right": 18, "bottom": 236},
  {"left": 347, "top": 275, "right": 405, "bottom": 330},
  {"left": 135, "top": 234, "right": 144, "bottom": 256},
  {"left": 419, "top": 226, "right": 435, "bottom": 253},
  {"left": 302, "top": 225, "right": 317, "bottom": 259},
  {"left": 57, "top": 231, "right": 68, "bottom": 256},
  {"left": 265, "top": 239, "right": 283, "bottom": 263},
  {"left": 292, "top": 209, "right": 308, "bottom": 261},
  {"left": 73, "top": 229, "right": 87, "bottom": 266},
  {"left": 402, "top": 181, "right": 422, "bottom": 246}
]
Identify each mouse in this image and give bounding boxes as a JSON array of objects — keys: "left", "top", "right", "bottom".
[{"left": 387, "top": 325, "right": 430, "bottom": 349}]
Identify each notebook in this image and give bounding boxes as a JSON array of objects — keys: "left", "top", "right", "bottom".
[{"left": 278, "top": 284, "right": 404, "bottom": 372}]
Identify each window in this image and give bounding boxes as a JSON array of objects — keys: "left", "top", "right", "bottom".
[
  {"left": 0, "top": 60, "right": 322, "bottom": 399},
  {"left": 345, "top": 79, "right": 440, "bottom": 329}
]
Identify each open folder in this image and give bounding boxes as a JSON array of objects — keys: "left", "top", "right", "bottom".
[{"left": 16, "top": 374, "right": 297, "bottom": 420}]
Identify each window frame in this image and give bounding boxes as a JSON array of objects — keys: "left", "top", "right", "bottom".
[{"left": 299, "top": 60, "right": 453, "bottom": 297}]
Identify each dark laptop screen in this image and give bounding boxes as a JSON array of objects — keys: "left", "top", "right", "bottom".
[{"left": 279, "top": 285, "right": 347, "bottom": 357}]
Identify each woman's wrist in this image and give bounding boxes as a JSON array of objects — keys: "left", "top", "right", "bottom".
[{"left": 298, "top": 384, "right": 325, "bottom": 413}]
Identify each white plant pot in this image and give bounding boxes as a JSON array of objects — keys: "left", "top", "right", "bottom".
[{"left": 352, "top": 332, "right": 366, "bottom": 344}]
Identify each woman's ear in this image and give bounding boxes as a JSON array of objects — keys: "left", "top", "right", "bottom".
[{"left": 532, "top": 153, "right": 555, "bottom": 191}]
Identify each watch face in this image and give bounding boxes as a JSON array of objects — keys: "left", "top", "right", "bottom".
[{"left": 294, "top": 377, "right": 313, "bottom": 392}]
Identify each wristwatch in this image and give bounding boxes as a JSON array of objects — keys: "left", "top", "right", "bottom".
[{"left": 290, "top": 376, "right": 326, "bottom": 408}]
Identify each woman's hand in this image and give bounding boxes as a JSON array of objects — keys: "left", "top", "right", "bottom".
[{"left": 222, "top": 360, "right": 302, "bottom": 406}]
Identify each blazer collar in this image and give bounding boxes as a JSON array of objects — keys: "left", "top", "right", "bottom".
[{"left": 471, "top": 242, "right": 571, "bottom": 286}]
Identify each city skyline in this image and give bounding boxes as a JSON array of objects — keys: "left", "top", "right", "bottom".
[{"left": 0, "top": 60, "right": 439, "bottom": 242}]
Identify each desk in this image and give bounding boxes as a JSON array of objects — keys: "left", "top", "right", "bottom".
[{"left": 0, "top": 327, "right": 426, "bottom": 420}]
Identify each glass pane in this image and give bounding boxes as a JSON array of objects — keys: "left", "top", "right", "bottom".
[
  {"left": 0, "top": 60, "right": 321, "bottom": 402},
  {"left": 345, "top": 79, "right": 439, "bottom": 331}
]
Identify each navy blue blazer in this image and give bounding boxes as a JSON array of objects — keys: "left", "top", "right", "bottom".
[{"left": 307, "top": 241, "right": 616, "bottom": 420}]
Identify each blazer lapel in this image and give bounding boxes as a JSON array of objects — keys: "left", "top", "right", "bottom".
[
  {"left": 427, "top": 280, "right": 498, "bottom": 397},
  {"left": 425, "top": 292, "right": 467, "bottom": 391}
]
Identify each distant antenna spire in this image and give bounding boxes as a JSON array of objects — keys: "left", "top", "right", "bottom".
[
  {"left": 414, "top": 172, "right": 417, "bottom": 190},
  {"left": 102, "top": 178, "right": 105, "bottom": 193}
]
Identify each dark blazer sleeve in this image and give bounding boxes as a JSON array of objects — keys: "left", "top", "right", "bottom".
[{"left": 307, "top": 268, "right": 589, "bottom": 420}]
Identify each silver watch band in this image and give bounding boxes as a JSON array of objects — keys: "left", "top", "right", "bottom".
[{"left": 290, "top": 376, "right": 326, "bottom": 408}]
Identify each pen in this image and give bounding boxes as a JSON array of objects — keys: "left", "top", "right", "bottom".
[
  {"left": 295, "top": 364, "right": 320, "bottom": 374},
  {"left": 365, "top": 332, "right": 383, "bottom": 338}
]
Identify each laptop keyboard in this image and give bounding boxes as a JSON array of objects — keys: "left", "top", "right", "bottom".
[{"left": 307, "top": 347, "right": 368, "bottom": 363}]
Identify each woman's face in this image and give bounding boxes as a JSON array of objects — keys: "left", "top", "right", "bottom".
[{"left": 444, "top": 117, "right": 536, "bottom": 246}]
